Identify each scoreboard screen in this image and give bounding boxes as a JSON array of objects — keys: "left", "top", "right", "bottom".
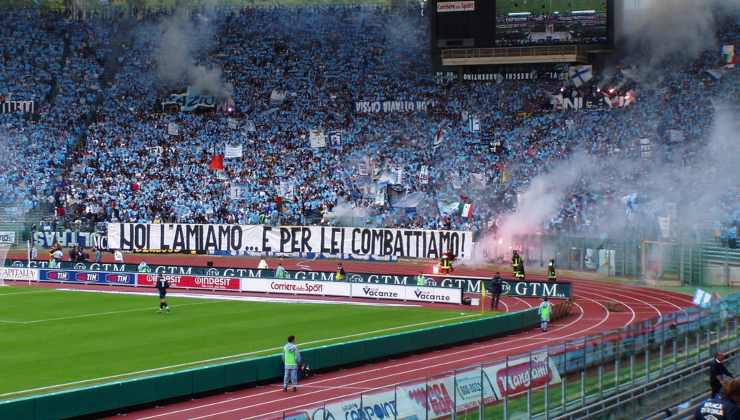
[{"left": 494, "top": 0, "right": 609, "bottom": 47}]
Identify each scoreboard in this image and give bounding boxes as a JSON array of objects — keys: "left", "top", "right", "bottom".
[{"left": 431, "top": 0, "right": 614, "bottom": 50}]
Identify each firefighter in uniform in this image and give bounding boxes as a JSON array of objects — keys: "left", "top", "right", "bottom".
[
  {"left": 547, "top": 259, "right": 557, "bottom": 282},
  {"left": 440, "top": 248, "right": 455, "bottom": 274},
  {"left": 512, "top": 250, "right": 525, "bottom": 280}
]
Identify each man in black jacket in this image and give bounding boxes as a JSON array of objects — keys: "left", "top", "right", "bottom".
[
  {"left": 490, "top": 272, "right": 503, "bottom": 310},
  {"left": 695, "top": 378, "right": 740, "bottom": 420},
  {"left": 156, "top": 276, "right": 170, "bottom": 313},
  {"left": 711, "top": 353, "right": 734, "bottom": 398}
]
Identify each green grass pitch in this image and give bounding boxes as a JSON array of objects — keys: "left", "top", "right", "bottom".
[
  {"left": 0, "top": 286, "right": 492, "bottom": 399},
  {"left": 496, "top": 0, "right": 607, "bottom": 15}
]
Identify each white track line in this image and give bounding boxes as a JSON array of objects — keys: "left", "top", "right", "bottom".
[
  {"left": 0, "top": 312, "right": 485, "bottom": 399},
  {"left": 577, "top": 290, "right": 636, "bottom": 327},
  {"left": 166, "top": 286, "right": 670, "bottom": 420},
  {"left": 514, "top": 296, "right": 533, "bottom": 308},
  {"left": 576, "top": 285, "right": 664, "bottom": 321},
  {"left": 134, "top": 299, "right": 598, "bottom": 420},
  {"left": 225, "top": 301, "right": 611, "bottom": 420}
]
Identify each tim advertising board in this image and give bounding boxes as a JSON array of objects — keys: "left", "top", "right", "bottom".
[
  {"left": 137, "top": 274, "right": 240, "bottom": 290},
  {"left": 240, "top": 278, "right": 351, "bottom": 297},
  {"left": 39, "top": 269, "right": 135, "bottom": 285}
]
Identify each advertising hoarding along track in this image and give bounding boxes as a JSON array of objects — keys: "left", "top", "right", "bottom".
[
  {"left": 12, "top": 268, "right": 462, "bottom": 304},
  {"left": 7, "top": 260, "right": 572, "bottom": 299},
  {"left": 136, "top": 274, "right": 240, "bottom": 290},
  {"left": 285, "top": 352, "right": 561, "bottom": 419}
]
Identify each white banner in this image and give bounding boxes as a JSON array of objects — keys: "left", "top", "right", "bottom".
[
  {"left": 229, "top": 186, "right": 242, "bottom": 200},
  {"left": 437, "top": 1, "right": 475, "bottom": 12},
  {"left": 0, "top": 267, "right": 38, "bottom": 281},
  {"left": 309, "top": 130, "right": 326, "bottom": 148},
  {"left": 224, "top": 144, "right": 243, "bottom": 158},
  {"left": 240, "top": 277, "right": 351, "bottom": 297},
  {"left": 0, "top": 100, "right": 34, "bottom": 114},
  {"left": 352, "top": 284, "right": 462, "bottom": 304},
  {"left": 167, "top": 122, "right": 179, "bottom": 136},
  {"left": 106, "top": 224, "right": 473, "bottom": 260},
  {"left": 0, "top": 231, "right": 16, "bottom": 244},
  {"left": 238, "top": 278, "right": 461, "bottom": 304},
  {"left": 355, "top": 100, "right": 434, "bottom": 114}
]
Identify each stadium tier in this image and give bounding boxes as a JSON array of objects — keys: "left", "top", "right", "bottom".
[{"left": 0, "top": 3, "right": 738, "bottom": 241}]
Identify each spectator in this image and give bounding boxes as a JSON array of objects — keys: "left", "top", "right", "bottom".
[
  {"left": 275, "top": 263, "right": 287, "bottom": 279},
  {"left": 137, "top": 261, "right": 151, "bottom": 273},
  {"left": 695, "top": 377, "right": 740, "bottom": 420},
  {"left": 711, "top": 353, "right": 735, "bottom": 398}
]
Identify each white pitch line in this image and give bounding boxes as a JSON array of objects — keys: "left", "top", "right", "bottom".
[
  {"left": 0, "top": 312, "right": 486, "bottom": 399},
  {"left": 9, "top": 301, "right": 222, "bottom": 325},
  {"left": 0, "top": 290, "right": 54, "bottom": 297},
  {"left": 55, "top": 287, "right": 421, "bottom": 308}
]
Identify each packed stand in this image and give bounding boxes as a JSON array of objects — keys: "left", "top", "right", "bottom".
[{"left": 1, "top": 5, "right": 738, "bottom": 244}]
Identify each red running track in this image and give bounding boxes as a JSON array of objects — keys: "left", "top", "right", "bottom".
[{"left": 93, "top": 260, "right": 694, "bottom": 420}]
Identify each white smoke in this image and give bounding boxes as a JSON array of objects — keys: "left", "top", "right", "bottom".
[
  {"left": 154, "top": 9, "right": 233, "bottom": 100},
  {"left": 620, "top": 0, "right": 740, "bottom": 67},
  {"left": 472, "top": 104, "right": 740, "bottom": 264}
]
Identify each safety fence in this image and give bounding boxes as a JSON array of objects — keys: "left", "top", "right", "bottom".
[
  {"left": 258, "top": 293, "right": 740, "bottom": 420},
  {"left": 558, "top": 350, "right": 740, "bottom": 419},
  {"left": 510, "top": 233, "right": 740, "bottom": 286}
]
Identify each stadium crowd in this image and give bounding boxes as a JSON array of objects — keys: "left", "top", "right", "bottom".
[{"left": 1, "top": 4, "right": 738, "bottom": 245}]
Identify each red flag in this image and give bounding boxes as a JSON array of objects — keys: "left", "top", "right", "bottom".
[{"left": 209, "top": 154, "right": 224, "bottom": 171}]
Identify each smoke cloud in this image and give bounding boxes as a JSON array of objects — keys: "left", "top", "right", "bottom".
[
  {"left": 620, "top": 0, "right": 740, "bottom": 67},
  {"left": 475, "top": 104, "right": 740, "bottom": 263},
  {"left": 154, "top": 9, "right": 232, "bottom": 100}
]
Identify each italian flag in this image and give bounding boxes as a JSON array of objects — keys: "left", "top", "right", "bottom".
[
  {"left": 459, "top": 203, "right": 474, "bottom": 218},
  {"left": 723, "top": 45, "right": 736, "bottom": 68}
]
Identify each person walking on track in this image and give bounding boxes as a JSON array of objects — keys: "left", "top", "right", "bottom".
[
  {"left": 538, "top": 297, "right": 552, "bottom": 332},
  {"left": 282, "top": 335, "right": 301, "bottom": 392},
  {"left": 491, "top": 272, "right": 503, "bottom": 310}
]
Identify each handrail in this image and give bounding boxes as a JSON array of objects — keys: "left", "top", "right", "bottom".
[
  {"left": 275, "top": 293, "right": 740, "bottom": 419},
  {"left": 553, "top": 347, "right": 740, "bottom": 419}
]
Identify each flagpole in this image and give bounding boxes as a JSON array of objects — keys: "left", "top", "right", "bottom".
[{"left": 481, "top": 284, "right": 486, "bottom": 314}]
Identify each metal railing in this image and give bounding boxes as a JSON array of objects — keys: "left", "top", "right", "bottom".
[
  {"left": 258, "top": 293, "right": 740, "bottom": 419},
  {"left": 441, "top": 45, "right": 584, "bottom": 59}
]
